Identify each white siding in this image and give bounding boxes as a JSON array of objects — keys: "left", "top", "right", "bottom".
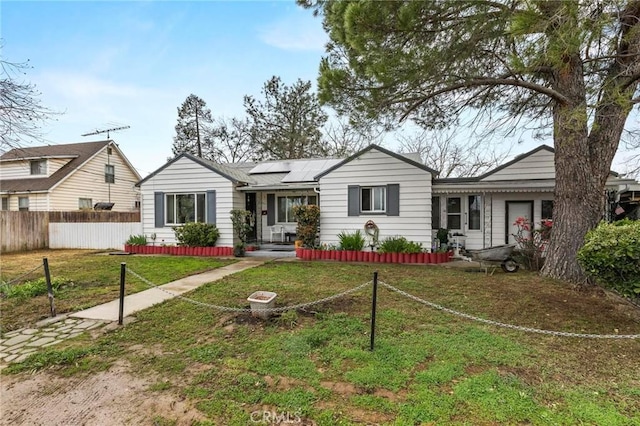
[
  {"left": 489, "top": 192, "right": 553, "bottom": 247},
  {"left": 140, "top": 157, "right": 240, "bottom": 247},
  {"left": 5, "top": 193, "right": 49, "bottom": 211},
  {"left": 0, "top": 158, "right": 72, "bottom": 179},
  {"left": 50, "top": 222, "right": 142, "bottom": 249},
  {"left": 318, "top": 149, "right": 432, "bottom": 248},
  {"left": 482, "top": 149, "right": 555, "bottom": 181},
  {"left": 0, "top": 160, "right": 39, "bottom": 179},
  {"left": 50, "top": 147, "right": 140, "bottom": 212},
  {"left": 48, "top": 158, "right": 69, "bottom": 175}
]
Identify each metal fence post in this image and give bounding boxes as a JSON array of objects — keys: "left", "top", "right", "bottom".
[
  {"left": 370, "top": 271, "right": 378, "bottom": 351},
  {"left": 43, "top": 257, "right": 56, "bottom": 317},
  {"left": 118, "top": 263, "right": 126, "bottom": 325}
]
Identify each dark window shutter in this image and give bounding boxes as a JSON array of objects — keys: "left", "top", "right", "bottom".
[
  {"left": 387, "top": 184, "right": 400, "bottom": 216},
  {"left": 154, "top": 192, "right": 164, "bottom": 228},
  {"left": 267, "top": 194, "right": 275, "bottom": 226},
  {"left": 348, "top": 185, "right": 360, "bottom": 216},
  {"left": 206, "top": 190, "right": 216, "bottom": 224}
]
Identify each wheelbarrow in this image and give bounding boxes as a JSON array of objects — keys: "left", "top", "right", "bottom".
[{"left": 464, "top": 244, "right": 519, "bottom": 273}]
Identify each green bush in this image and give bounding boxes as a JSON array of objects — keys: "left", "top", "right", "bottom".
[
  {"left": 337, "top": 229, "right": 366, "bottom": 251},
  {"left": 0, "top": 277, "right": 72, "bottom": 299},
  {"left": 577, "top": 219, "right": 640, "bottom": 297},
  {"left": 293, "top": 205, "right": 321, "bottom": 248},
  {"left": 125, "top": 234, "right": 147, "bottom": 246},
  {"left": 378, "top": 236, "right": 423, "bottom": 253},
  {"left": 230, "top": 209, "right": 254, "bottom": 247},
  {"left": 173, "top": 222, "right": 220, "bottom": 247}
]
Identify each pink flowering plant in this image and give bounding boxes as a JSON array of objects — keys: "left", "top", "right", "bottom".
[{"left": 512, "top": 217, "right": 553, "bottom": 271}]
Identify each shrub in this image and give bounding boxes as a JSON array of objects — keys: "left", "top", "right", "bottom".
[
  {"left": 337, "top": 229, "right": 366, "bottom": 251},
  {"left": 577, "top": 219, "right": 640, "bottom": 298},
  {"left": 173, "top": 222, "right": 220, "bottom": 247},
  {"left": 0, "top": 277, "right": 72, "bottom": 299},
  {"left": 378, "top": 236, "right": 423, "bottom": 253},
  {"left": 230, "top": 209, "right": 254, "bottom": 247},
  {"left": 125, "top": 234, "right": 147, "bottom": 246},
  {"left": 512, "top": 217, "right": 552, "bottom": 271},
  {"left": 293, "top": 205, "right": 321, "bottom": 248}
]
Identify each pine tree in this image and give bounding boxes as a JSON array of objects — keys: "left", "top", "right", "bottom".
[{"left": 172, "top": 94, "right": 213, "bottom": 158}]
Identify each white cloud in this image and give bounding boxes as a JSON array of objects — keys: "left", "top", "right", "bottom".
[{"left": 258, "top": 11, "right": 328, "bottom": 52}]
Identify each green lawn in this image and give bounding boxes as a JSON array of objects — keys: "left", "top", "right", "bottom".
[
  {"left": 4, "top": 259, "right": 640, "bottom": 425},
  {"left": 0, "top": 249, "right": 235, "bottom": 331}
]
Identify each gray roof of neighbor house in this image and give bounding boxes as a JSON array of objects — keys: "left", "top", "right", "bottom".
[{"left": 0, "top": 141, "right": 113, "bottom": 193}]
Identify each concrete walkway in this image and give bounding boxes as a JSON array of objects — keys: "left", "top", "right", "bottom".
[
  {"left": 71, "top": 259, "right": 265, "bottom": 322},
  {"left": 0, "top": 259, "right": 265, "bottom": 368}
]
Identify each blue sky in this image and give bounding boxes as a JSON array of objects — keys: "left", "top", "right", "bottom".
[
  {"left": 2, "top": 1, "right": 638, "bottom": 177},
  {"left": 2, "top": 1, "right": 329, "bottom": 176}
]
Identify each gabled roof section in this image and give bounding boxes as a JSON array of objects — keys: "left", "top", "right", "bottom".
[
  {"left": 476, "top": 144, "right": 554, "bottom": 181},
  {"left": 0, "top": 141, "right": 113, "bottom": 193},
  {"left": 136, "top": 152, "right": 254, "bottom": 187},
  {"left": 314, "top": 144, "right": 438, "bottom": 180}
]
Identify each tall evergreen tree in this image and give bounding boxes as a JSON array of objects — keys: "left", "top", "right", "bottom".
[
  {"left": 244, "top": 76, "right": 328, "bottom": 160},
  {"left": 172, "top": 94, "right": 213, "bottom": 158},
  {"left": 301, "top": 0, "right": 640, "bottom": 286}
]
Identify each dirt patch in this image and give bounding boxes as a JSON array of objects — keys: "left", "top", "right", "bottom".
[{"left": 0, "top": 361, "right": 205, "bottom": 425}]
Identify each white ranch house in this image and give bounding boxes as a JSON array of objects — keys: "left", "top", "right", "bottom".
[{"left": 137, "top": 144, "right": 637, "bottom": 249}]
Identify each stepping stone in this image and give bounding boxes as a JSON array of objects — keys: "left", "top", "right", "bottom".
[
  {"left": 3, "top": 334, "right": 31, "bottom": 347},
  {"left": 22, "top": 329, "right": 39, "bottom": 335},
  {"left": 26, "top": 337, "right": 56, "bottom": 347}
]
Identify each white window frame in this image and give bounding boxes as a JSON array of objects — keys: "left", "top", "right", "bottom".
[
  {"left": 276, "top": 195, "right": 317, "bottom": 223},
  {"left": 165, "top": 193, "right": 206, "bottom": 225},
  {"left": 1, "top": 197, "right": 8, "bottom": 211},
  {"left": 467, "top": 195, "right": 482, "bottom": 231},
  {"left": 18, "top": 196, "right": 29, "bottom": 211},
  {"left": 105, "top": 164, "right": 115, "bottom": 183},
  {"left": 30, "top": 159, "right": 46, "bottom": 175},
  {"left": 446, "top": 197, "right": 462, "bottom": 230},
  {"left": 79, "top": 198, "right": 93, "bottom": 210},
  {"left": 361, "top": 186, "right": 386, "bottom": 213}
]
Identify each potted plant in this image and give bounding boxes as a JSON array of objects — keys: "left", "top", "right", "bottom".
[
  {"left": 437, "top": 228, "right": 450, "bottom": 251},
  {"left": 125, "top": 234, "right": 148, "bottom": 253},
  {"left": 230, "top": 209, "right": 254, "bottom": 257}
]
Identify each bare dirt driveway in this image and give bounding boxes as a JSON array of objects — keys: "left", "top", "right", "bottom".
[{"left": 1, "top": 361, "right": 205, "bottom": 425}]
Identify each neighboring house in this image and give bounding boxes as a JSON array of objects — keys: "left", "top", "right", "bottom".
[
  {"left": 0, "top": 141, "right": 141, "bottom": 212},
  {"left": 137, "top": 144, "right": 638, "bottom": 249}
]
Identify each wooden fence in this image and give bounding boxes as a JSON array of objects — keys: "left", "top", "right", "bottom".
[
  {"left": 0, "top": 212, "right": 49, "bottom": 253},
  {"left": 0, "top": 211, "right": 141, "bottom": 253}
]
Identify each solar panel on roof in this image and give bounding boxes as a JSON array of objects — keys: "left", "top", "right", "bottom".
[{"left": 248, "top": 161, "right": 292, "bottom": 174}]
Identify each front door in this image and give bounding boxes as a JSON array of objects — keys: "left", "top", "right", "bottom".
[
  {"left": 245, "top": 193, "right": 257, "bottom": 242},
  {"left": 505, "top": 201, "right": 533, "bottom": 245}
]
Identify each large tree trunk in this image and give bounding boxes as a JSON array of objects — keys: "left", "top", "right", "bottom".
[
  {"left": 541, "top": 2, "right": 640, "bottom": 286},
  {"left": 541, "top": 52, "right": 598, "bottom": 285}
]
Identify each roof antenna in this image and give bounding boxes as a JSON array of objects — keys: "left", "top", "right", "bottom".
[{"left": 81, "top": 125, "right": 130, "bottom": 139}]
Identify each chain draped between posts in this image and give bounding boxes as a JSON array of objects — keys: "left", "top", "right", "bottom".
[
  {"left": 0, "top": 263, "right": 44, "bottom": 287},
  {"left": 379, "top": 281, "right": 640, "bottom": 339},
  {"left": 124, "top": 266, "right": 640, "bottom": 340},
  {"left": 125, "top": 267, "right": 371, "bottom": 313}
]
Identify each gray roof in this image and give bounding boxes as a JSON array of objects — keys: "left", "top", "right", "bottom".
[{"left": 0, "top": 141, "right": 111, "bottom": 193}]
